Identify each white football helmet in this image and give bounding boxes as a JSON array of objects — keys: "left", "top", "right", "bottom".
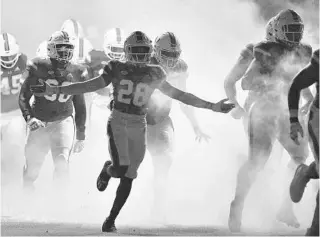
[
  {"left": 124, "top": 31, "right": 152, "bottom": 64},
  {"left": 0, "top": 33, "right": 21, "bottom": 69},
  {"left": 60, "top": 19, "right": 84, "bottom": 41},
  {"left": 47, "top": 31, "right": 74, "bottom": 63},
  {"left": 103, "top": 28, "right": 126, "bottom": 60},
  {"left": 273, "top": 9, "right": 304, "bottom": 47},
  {"left": 154, "top": 32, "right": 181, "bottom": 68},
  {"left": 265, "top": 17, "right": 276, "bottom": 41}
]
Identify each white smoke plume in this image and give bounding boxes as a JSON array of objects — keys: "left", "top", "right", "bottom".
[{"left": 1, "top": 0, "right": 318, "bottom": 234}]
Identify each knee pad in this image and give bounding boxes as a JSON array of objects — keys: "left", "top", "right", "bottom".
[{"left": 108, "top": 165, "right": 129, "bottom": 178}]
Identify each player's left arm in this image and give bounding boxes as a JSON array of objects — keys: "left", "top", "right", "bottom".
[
  {"left": 159, "top": 80, "right": 234, "bottom": 113},
  {"left": 288, "top": 62, "right": 318, "bottom": 122}
]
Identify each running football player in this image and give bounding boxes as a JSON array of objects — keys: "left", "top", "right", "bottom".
[
  {"left": 19, "top": 31, "right": 87, "bottom": 191},
  {"left": 30, "top": 30, "right": 235, "bottom": 232},
  {"left": 228, "top": 9, "right": 313, "bottom": 232},
  {"left": 147, "top": 32, "right": 210, "bottom": 222},
  {"left": 288, "top": 48, "right": 319, "bottom": 236},
  {"left": 1, "top": 32, "right": 28, "bottom": 185}
]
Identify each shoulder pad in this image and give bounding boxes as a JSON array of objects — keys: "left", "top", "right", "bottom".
[
  {"left": 150, "top": 65, "right": 166, "bottom": 82},
  {"left": 175, "top": 59, "right": 188, "bottom": 72},
  {"left": 240, "top": 43, "right": 254, "bottom": 59},
  {"left": 296, "top": 43, "right": 313, "bottom": 60},
  {"left": 253, "top": 41, "right": 283, "bottom": 59}
]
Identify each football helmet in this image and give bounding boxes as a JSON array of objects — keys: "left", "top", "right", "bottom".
[
  {"left": 0, "top": 33, "right": 21, "bottom": 69},
  {"left": 154, "top": 32, "right": 181, "bottom": 68},
  {"left": 124, "top": 31, "right": 152, "bottom": 64},
  {"left": 60, "top": 19, "right": 84, "bottom": 41},
  {"left": 103, "top": 28, "right": 126, "bottom": 60},
  {"left": 47, "top": 31, "right": 74, "bottom": 63},
  {"left": 273, "top": 9, "right": 304, "bottom": 47},
  {"left": 265, "top": 17, "right": 276, "bottom": 41}
]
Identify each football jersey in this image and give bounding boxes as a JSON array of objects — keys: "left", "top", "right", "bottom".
[
  {"left": 311, "top": 49, "right": 319, "bottom": 108},
  {"left": 101, "top": 60, "right": 166, "bottom": 116},
  {"left": 19, "top": 57, "right": 87, "bottom": 122},
  {"left": 146, "top": 56, "right": 188, "bottom": 125},
  {"left": 1, "top": 54, "right": 27, "bottom": 113}
]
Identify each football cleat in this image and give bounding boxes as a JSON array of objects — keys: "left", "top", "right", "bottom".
[
  {"left": 102, "top": 217, "right": 117, "bottom": 232},
  {"left": 96, "top": 160, "right": 112, "bottom": 192},
  {"left": 290, "top": 163, "right": 310, "bottom": 203},
  {"left": 228, "top": 200, "right": 243, "bottom": 233}
]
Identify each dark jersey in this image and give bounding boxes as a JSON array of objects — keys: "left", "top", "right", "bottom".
[
  {"left": 146, "top": 57, "right": 188, "bottom": 125},
  {"left": 101, "top": 60, "right": 166, "bottom": 115},
  {"left": 311, "top": 49, "right": 319, "bottom": 108},
  {"left": 19, "top": 58, "right": 87, "bottom": 138},
  {"left": 1, "top": 54, "right": 27, "bottom": 113}
]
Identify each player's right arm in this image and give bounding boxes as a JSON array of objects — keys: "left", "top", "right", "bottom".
[
  {"left": 31, "top": 61, "right": 115, "bottom": 96},
  {"left": 159, "top": 80, "right": 235, "bottom": 113},
  {"left": 18, "top": 61, "right": 37, "bottom": 122},
  {"left": 224, "top": 44, "right": 254, "bottom": 105}
]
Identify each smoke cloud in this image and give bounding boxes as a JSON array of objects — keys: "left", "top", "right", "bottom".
[{"left": 1, "top": 0, "right": 318, "bottom": 234}]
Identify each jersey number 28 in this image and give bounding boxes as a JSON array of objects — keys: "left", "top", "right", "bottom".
[
  {"left": 117, "top": 79, "right": 152, "bottom": 106},
  {"left": 44, "top": 79, "right": 71, "bottom": 102}
]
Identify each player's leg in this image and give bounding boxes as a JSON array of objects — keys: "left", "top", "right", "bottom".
[
  {"left": 147, "top": 117, "right": 174, "bottom": 222},
  {"left": 229, "top": 101, "right": 276, "bottom": 232},
  {"left": 97, "top": 111, "right": 129, "bottom": 192},
  {"left": 23, "top": 126, "right": 50, "bottom": 191},
  {"left": 305, "top": 192, "right": 319, "bottom": 236},
  {"left": 276, "top": 117, "right": 308, "bottom": 228},
  {"left": 49, "top": 116, "right": 75, "bottom": 190},
  {"left": 1, "top": 113, "right": 26, "bottom": 187},
  {"left": 102, "top": 115, "right": 146, "bottom": 232}
]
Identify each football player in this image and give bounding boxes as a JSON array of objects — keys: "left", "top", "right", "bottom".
[
  {"left": 288, "top": 49, "right": 319, "bottom": 236},
  {"left": 147, "top": 32, "right": 210, "bottom": 222},
  {"left": 1, "top": 32, "right": 28, "bottom": 185},
  {"left": 19, "top": 31, "right": 87, "bottom": 192},
  {"left": 86, "top": 28, "right": 126, "bottom": 122},
  {"left": 228, "top": 9, "right": 313, "bottom": 232},
  {"left": 36, "top": 19, "right": 93, "bottom": 64},
  {"left": 30, "top": 31, "right": 235, "bottom": 232}
]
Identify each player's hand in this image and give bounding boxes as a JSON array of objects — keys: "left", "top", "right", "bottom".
[
  {"left": 27, "top": 117, "right": 45, "bottom": 131},
  {"left": 194, "top": 127, "right": 211, "bottom": 143},
  {"left": 212, "top": 98, "right": 235, "bottom": 113},
  {"left": 30, "top": 79, "right": 57, "bottom": 96},
  {"left": 73, "top": 140, "right": 85, "bottom": 153},
  {"left": 230, "top": 105, "right": 245, "bottom": 119},
  {"left": 290, "top": 122, "right": 304, "bottom": 145}
]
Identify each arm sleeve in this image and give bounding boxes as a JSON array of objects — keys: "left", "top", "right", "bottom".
[
  {"left": 159, "top": 81, "right": 212, "bottom": 109},
  {"left": 73, "top": 94, "right": 87, "bottom": 140},
  {"left": 288, "top": 62, "right": 318, "bottom": 122},
  {"left": 18, "top": 64, "right": 36, "bottom": 122}
]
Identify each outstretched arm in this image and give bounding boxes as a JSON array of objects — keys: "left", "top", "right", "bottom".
[{"left": 158, "top": 81, "right": 234, "bottom": 113}]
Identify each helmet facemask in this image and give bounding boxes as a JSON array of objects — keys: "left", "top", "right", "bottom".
[
  {"left": 105, "top": 45, "right": 125, "bottom": 60},
  {"left": 156, "top": 47, "right": 181, "bottom": 68},
  {"left": 48, "top": 42, "right": 74, "bottom": 64},
  {"left": 1, "top": 54, "right": 20, "bottom": 69},
  {"left": 125, "top": 45, "right": 152, "bottom": 64}
]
